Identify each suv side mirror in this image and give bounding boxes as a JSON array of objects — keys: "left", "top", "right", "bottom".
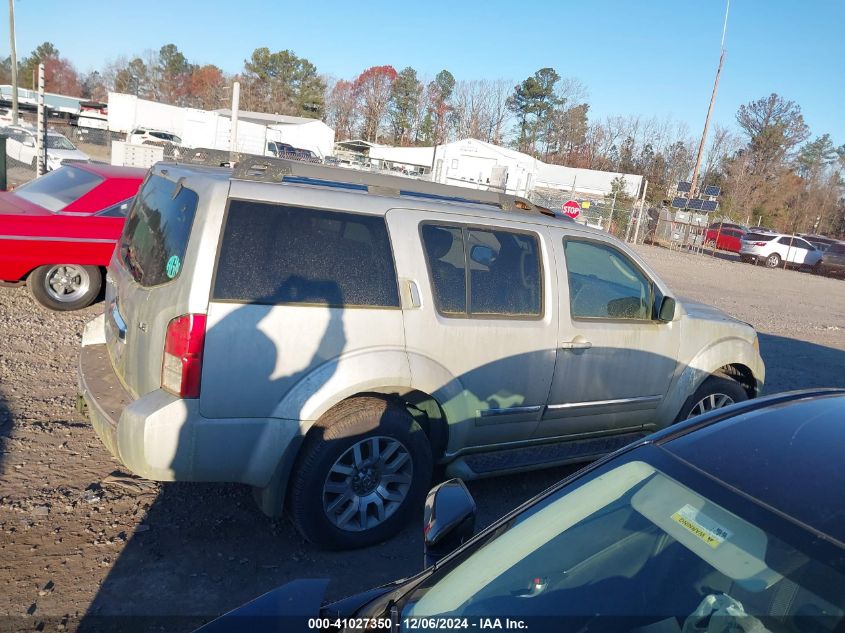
[
  {"left": 423, "top": 479, "right": 477, "bottom": 568},
  {"left": 658, "top": 296, "right": 676, "bottom": 322}
]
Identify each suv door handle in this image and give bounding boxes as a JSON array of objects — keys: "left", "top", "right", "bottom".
[{"left": 559, "top": 339, "right": 592, "bottom": 350}]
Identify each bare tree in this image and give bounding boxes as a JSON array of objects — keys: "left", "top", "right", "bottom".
[
  {"left": 451, "top": 80, "right": 487, "bottom": 140},
  {"left": 701, "top": 124, "right": 741, "bottom": 182},
  {"left": 325, "top": 77, "right": 359, "bottom": 140},
  {"left": 485, "top": 79, "right": 512, "bottom": 145}
]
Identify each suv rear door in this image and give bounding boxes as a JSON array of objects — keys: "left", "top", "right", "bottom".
[
  {"left": 537, "top": 228, "right": 680, "bottom": 438},
  {"left": 386, "top": 208, "right": 557, "bottom": 451},
  {"left": 105, "top": 171, "right": 213, "bottom": 398}
]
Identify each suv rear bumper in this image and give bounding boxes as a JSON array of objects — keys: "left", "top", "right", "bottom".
[{"left": 77, "top": 343, "right": 301, "bottom": 489}]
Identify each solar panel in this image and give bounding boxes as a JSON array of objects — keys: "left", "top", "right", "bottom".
[
  {"left": 677, "top": 181, "right": 692, "bottom": 193},
  {"left": 703, "top": 185, "right": 721, "bottom": 197},
  {"left": 687, "top": 198, "right": 704, "bottom": 210},
  {"left": 701, "top": 199, "right": 719, "bottom": 212},
  {"left": 671, "top": 197, "right": 688, "bottom": 209}
]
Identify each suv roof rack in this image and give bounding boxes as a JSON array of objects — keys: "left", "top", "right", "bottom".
[{"left": 179, "top": 150, "right": 557, "bottom": 219}]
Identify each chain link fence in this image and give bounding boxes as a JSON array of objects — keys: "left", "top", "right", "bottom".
[{"left": 529, "top": 187, "right": 641, "bottom": 241}]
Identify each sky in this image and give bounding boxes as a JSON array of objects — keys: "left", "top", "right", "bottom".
[{"left": 3, "top": 0, "right": 844, "bottom": 145}]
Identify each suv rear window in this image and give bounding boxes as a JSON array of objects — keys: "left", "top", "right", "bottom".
[
  {"left": 213, "top": 201, "right": 400, "bottom": 308},
  {"left": 118, "top": 175, "right": 199, "bottom": 287}
]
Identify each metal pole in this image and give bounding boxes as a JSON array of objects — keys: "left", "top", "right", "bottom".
[
  {"left": 711, "top": 223, "right": 723, "bottom": 257},
  {"left": 36, "top": 63, "right": 46, "bottom": 176},
  {"left": 8, "top": 0, "right": 18, "bottom": 125},
  {"left": 0, "top": 135, "right": 7, "bottom": 191},
  {"left": 632, "top": 180, "right": 648, "bottom": 244},
  {"left": 608, "top": 192, "right": 617, "bottom": 234},
  {"left": 229, "top": 81, "right": 240, "bottom": 162},
  {"left": 689, "top": 0, "right": 730, "bottom": 201}
]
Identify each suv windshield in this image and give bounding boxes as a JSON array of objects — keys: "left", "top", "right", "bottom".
[
  {"left": 12, "top": 165, "right": 102, "bottom": 212},
  {"left": 403, "top": 454, "right": 844, "bottom": 631},
  {"left": 118, "top": 175, "right": 199, "bottom": 287},
  {"left": 46, "top": 135, "right": 76, "bottom": 150}
]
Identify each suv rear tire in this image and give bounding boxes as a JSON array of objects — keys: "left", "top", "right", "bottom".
[
  {"left": 288, "top": 396, "right": 433, "bottom": 549},
  {"left": 677, "top": 374, "right": 748, "bottom": 421},
  {"left": 27, "top": 264, "right": 102, "bottom": 311},
  {"left": 765, "top": 253, "right": 782, "bottom": 268}
]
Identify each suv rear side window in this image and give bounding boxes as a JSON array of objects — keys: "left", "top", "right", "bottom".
[
  {"left": 213, "top": 201, "right": 400, "bottom": 308},
  {"left": 745, "top": 232, "right": 775, "bottom": 242},
  {"left": 118, "top": 175, "right": 199, "bottom": 287},
  {"left": 421, "top": 224, "right": 542, "bottom": 318},
  {"left": 564, "top": 239, "right": 652, "bottom": 320}
]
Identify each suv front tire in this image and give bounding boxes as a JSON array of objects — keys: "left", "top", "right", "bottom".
[{"left": 288, "top": 396, "right": 433, "bottom": 549}]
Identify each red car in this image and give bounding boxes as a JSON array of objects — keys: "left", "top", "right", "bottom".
[
  {"left": 704, "top": 226, "right": 745, "bottom": 252},
  {"left": 0, "top": 163, "right": 145, "bottom": 310}
]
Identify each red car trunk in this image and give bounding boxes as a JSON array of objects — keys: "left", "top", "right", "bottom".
[{"left": 0, "top": 164, "right": 145, "bottom": 282}]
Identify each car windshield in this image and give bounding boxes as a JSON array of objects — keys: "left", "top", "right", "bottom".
[
  {"left": 402, "top": 455, "right": 844, "bottom": 632},
  {"left": 11, "top": 166, "right": 103, "bottom": 212},
  {"left": 46, "top": 135, "right": 76, "bottom": 150}
]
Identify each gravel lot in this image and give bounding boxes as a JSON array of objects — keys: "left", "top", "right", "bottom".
[{"left": 0, "top": 244, "right": 843, "bottom": 632}]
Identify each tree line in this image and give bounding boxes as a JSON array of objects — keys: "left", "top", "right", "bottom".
[{"left": 1, "top": 42, "right": 842, "bottom": 235}]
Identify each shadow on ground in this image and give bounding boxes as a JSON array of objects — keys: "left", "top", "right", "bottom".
[
  {"left": 757, "top": 333, "right": 845, "bottom": 392},
  {"left": 78, "top": 466, "right": 576, "bottom": 632},
  {"left": 0, "top": 389, "right": 11, "bottom": 476}
]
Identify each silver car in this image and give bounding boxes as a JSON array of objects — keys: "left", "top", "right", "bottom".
[
  {"left": 739, "top": 231, "right": 823, "bottom": 269},
  {"left": 78, "top": 160, "right": 765, "bottom": 549}
]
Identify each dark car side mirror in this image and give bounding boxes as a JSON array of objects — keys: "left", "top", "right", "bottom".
[
  {"left": 423, "top": 479, "right": 477, "bottom": 568},
  {"left": 658, "top": 296, "right": 676, "bottom": 322}
]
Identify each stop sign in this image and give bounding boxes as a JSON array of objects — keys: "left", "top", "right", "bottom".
[{"left": 562, "top": 200, "right": 581, "bottom": 219}]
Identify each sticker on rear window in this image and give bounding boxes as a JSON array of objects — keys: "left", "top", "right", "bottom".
[
  {"left": 166, "top": 255, "right": 181, "bottom": 279},
  {"left": 671, "top": 504, "right": 731, "bottom": 549}
]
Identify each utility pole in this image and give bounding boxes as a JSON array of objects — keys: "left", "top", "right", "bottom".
[
  {"left": 229, "top": 81, "right": 240, "bottom": 163},
  {"left": 8, "top": 0, "right": 18, "bottom": 125},
  {"left": 36, "top": 63, "right": 45, "bottom": 176},
  {"left": 632, "top": 180, "right": 649, "bottom": 244},
  {"left": 689, "top": 0, "right": 730, "bottom": 201}
]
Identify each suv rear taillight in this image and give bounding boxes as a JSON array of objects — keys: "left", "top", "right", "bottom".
[
  {"left": 161, "top": 314, "right": 207, "bottom": 398},
  {"left": 752, "top": 241, "right": 768, "bottom": 246}
]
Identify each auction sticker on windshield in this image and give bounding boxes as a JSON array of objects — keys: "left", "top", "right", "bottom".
[{"left": 671, "top": 504, "right": 732, "bottom": 549}]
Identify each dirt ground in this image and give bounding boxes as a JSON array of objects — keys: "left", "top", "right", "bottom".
[{"left": 0, "top": 245, "right": 843, "bottom": 632}]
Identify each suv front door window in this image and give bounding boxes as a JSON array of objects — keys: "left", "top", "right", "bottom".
[{"left": 537, "top": 233, "right": 680, "bottom": 439}]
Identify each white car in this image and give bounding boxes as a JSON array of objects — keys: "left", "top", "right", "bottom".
[
  {"left": 739, "top": 231, "right": 822, "bottom": 269},
  {"left": 127, "top": 128, "right": 183, "bottom": 146},
  {"left": 3, "top": 125, "right": 90, "bottom": 171}
]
